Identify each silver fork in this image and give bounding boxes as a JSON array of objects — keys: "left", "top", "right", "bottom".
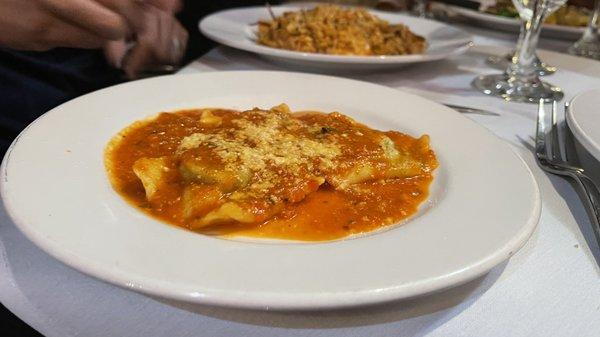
[{"left": 535, "top": 99, "right": 600, "bottom": 247}]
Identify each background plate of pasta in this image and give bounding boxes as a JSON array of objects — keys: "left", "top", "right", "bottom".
[
  {"left": 0, "top": 71, "right": 539, "bottom": 310},
  {"left": 199, "top": 4, "right": 473, "bottom": 70},
  {"left": 446, "top": 2, "right": 587, "bottom": 41}
]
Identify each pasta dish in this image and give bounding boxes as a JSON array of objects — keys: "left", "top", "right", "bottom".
[
  {"left": 257, "top": 5, "right": 426, "bottom": 56},
  {"left": 105, "top": 104, "right": 438, "bottom": 241}
]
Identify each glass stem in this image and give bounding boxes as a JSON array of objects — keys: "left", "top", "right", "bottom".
[
  {"left": 413, "top": 0, "right": 426, "bottom": 18},
  {"left": 510, "top": 21, "right": 528, "bottom": 63},
  {"left": 582, "top": 0, "right": 600, "bottom": 41},
  {"left": 508, "top": 4, "right": 547, "bottom": 83}
]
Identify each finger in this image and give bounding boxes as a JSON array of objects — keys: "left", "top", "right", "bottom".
[
  {"left": 104, "top": 40, "right": 129, "bottom": 68},
  {"left": 171, "top": 21, "right": 188, "bottom": 63},
  {"left": 96, "top": 0, "right": 180, "bottom": 35},
  {"left": 122, "top": 9, "right": 161, "bottom": 79},
  {"left": 152, "top": 11, "right": 187, "bottom": 64},
  {"left": 122, "top": 8, "right": 188, "bottom": 78},
  {"left": 41, "top": 20, "right": 106, "bottom": 50},
  {"left": 122, "top": 41, "right": 154, "bottom": 79},
  {"left": 138, "top": 6, "right": 161, "bottom": 42},
  {"left": 135, "top": 7, "right": 172, "bottom": 63},
  {"left": 148, "top": 0, "right": 183, "bottom": 13},
  {"left": 157, "top": 10, "right": 174, "bottom": 63},
  {"left": 97, "top": 0, "right": 155, "bottom": 37},
  {"left": 39, "top": 0, "right": 129, "bottom": 40}
]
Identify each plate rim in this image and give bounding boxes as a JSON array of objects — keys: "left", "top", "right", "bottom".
[
  {"left": 566, "top": 89, "right": 600, "bottom": 162},
  {"left": 0, "top": 71, "right": 541, "bottom": 310},
  {"left": 198, "top": 5, "right": 473, "bottom": 65}
]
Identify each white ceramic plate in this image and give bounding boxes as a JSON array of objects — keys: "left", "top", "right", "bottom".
[
  {"left": 566, "top": 89, "right": 600, "bottom": 161},
  {"left": 449, "top": 5, "right": 584, "bottom": 41},
  {"left": 0, "top": 71, "right": 540, "bottom": 310},
  {"left": 199, "top": 5, "right": 473, "bottom": 70}
]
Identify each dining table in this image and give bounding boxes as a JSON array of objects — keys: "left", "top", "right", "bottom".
[{"left": 1, "top": 20, "right": 599, "bottom": 337}]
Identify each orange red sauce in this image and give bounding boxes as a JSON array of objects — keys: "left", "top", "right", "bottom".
[{"left": 105, "top": 109, "right": 437, "bottom": 241}]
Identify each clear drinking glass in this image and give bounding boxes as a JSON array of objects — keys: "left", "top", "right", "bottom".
[
  {"left": 486, "top": 21, "right": 556, "bottom": 76},
  {"left": 568, "top": 0, "right": 600, "bottom": 59},
  {"left": 472, "top": 0, "right": 567, "bottom": 103}
]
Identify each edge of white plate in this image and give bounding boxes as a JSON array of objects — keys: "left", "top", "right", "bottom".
[
  {"left": 566, "top": 89, "right": 600, "bottom": 162},
  {"left": 0, "top": 71, "right": 541, "bottom": 310}
]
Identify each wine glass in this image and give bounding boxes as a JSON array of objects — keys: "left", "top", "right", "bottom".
[
  {"left": 472, "top": 0, "right": 566, "bottom": 103},
  {"left": 568, "top": 0, "right": 600, "bottom": 59},
  {"left": 486, "top": 21, "right": 556, "bottom": 76}
]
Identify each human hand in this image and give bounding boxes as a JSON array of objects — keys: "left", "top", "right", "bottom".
[
  {"left": 104, "top": 4, "right": 188, "bottom": 79},
  {"left": 0, "top": 0, "right": 180, "bottom": 51}
]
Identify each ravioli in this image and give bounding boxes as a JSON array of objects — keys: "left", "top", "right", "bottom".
[{"left": 105, "top": 104, "right": 438, "bottom": 241}]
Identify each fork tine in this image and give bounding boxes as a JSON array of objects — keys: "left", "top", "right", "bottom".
[
  {"left": 536, "top": 99, "right": 549, "bottom": 159},
  {"left": 550, "top": 100, "right": 564, "bottom": 162},
  {"left": 564, "top": 101, "right": 572, "bottom": 162}
]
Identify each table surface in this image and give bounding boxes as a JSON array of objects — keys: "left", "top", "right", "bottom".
[{"left": 2, "top": 22, "right": 600, "bottom": 337}]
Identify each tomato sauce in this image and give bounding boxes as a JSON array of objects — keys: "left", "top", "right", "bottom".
[{"left": 105, "top": 108, "right": 437, "bottom": 241}]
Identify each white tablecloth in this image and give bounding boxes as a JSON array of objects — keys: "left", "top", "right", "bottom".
[{"left": 2, "top": 24, "right": 600, "bottom": 337}]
